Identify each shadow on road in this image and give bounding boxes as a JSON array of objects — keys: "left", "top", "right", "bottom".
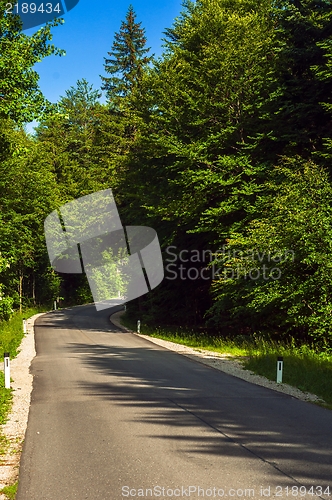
[{"left": 64, "top": 339, "right": 332, "bottom": 488}]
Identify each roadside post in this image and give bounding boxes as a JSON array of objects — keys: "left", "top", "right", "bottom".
[
  {"left": 137, "top": 320, "right": 141, "bottom": 334},
  {"left": 277, "top": 356, "right": 283, "bottom": 383},
  {"left": 54, "top": 300, "right": 57, "bottom": 310},
  {"left": 23, "top": 318, "right": 27, "bottom": 334},
  {"left": 4, "top": 352, "right": 10, "bottom": 389}
]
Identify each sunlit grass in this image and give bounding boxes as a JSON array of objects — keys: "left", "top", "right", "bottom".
[
  {"left": 121, "top": 316, "right": 249, "bottom": 356},
  {"left": 0, "top": 481, "right": 18, "bottom": 499},
  {"left": 121, "top": 314, "right": 332, "bottom": 408},
  {"left": 147, "top": 328, "right": 247, "bottom": 357},
  {"left": 0, "top": 307, "right": 47, "bottom": 360},
  {"left": 243, "top": 337, "right": 332, "bottom": 407},
  {"left": 0, "top": 371, "right": 12, "bottom": 431}
]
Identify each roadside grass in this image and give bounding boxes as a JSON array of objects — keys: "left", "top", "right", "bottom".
[
  {"left": 0, "top": 483, "right": 18, "bottom": 500},
  {"left": 0, "top": 307, "right": 47, "bottom": 361},
  {"left": 120, "top": 314, "right": 332, "bottom": 408},
  {"left": 121, "top": 316, "right": 247, "bottom": 356},
  {"left": 0, "top": 307, "right": 48, "bottom": 500},
  {"left": 0, "top": 372, "right": 12, "bottom": 430},
  {"left": 0, "top": 372, "right": 12, "bottom": 457},
  {"left": 243, "top": 339, "right": 332, "bottom": 409}
]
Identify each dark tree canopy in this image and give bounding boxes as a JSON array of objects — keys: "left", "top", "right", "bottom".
[{"left": 1, "top": 0, "right": 332, "bottom": 345}]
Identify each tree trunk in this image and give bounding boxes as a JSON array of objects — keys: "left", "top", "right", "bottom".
[
  {"left": 32, "top": 273, "right": 36, "bottom": 305},
  {"left": 18, "top": 268, "right": 23, "bottom": 313}
]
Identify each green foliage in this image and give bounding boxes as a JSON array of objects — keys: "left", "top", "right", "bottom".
[
  {"left": 0, "top": 1, "right": 65, "bottom": 123},
  {"left": 34, "top": 78, "right": 131, "bottom": 306},
  {"left": 0, "top": 296, "right": 14, "bottom": 322},
  {"left": 0, "top": 482, "right": 18, "bottom": 500},
  {"left": 264, "top": 0, "right": 332, "bottom": 160},
  {"left": 311, "top": 33, "right": 332, "bottom": 165},
  {"left": 87, "top": 249, "right": 129, "bottom": 300},
  {"left": 115, "top": 0, "right": 332, "bottom": 343},
  {"left": 208, "top": 158, "right": 332, "bottom": 343},
  {"left": 130, "top": 0, "right": 272, "bottom": 221},
  {"left": 0, "top": 307, "right": 43, "bottom": 358},
  {"left": 0, "top": 375, "right": 12, "bottom": 425},
  {"left": 0, "top": 253, "right": 13, "bottom": 321},
  {"left": 35, "top": 79, "right": 120, "bottom": 199},
  {"left": 115, "top": 0, "right": 277, "bottom": 325},
  {"left": 38, "top": 267, "right": 62, "bottom": 303},
  {"left": 0, "top": 7, "right": 65, "bottom": 310},
  {"left": 2, "top": 0, "right": 332, "bottom": 342},
  {"left": 0, "top": 118, "right": 62, "bottom": 307}
]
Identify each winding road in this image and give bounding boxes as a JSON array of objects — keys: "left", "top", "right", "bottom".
[{"left": 17, "top": 304, "right": 332, "bottom": 499}]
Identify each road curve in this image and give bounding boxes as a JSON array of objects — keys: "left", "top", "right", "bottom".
[{"left": 17, "top": 304, "right": 332, "bottom": 499}]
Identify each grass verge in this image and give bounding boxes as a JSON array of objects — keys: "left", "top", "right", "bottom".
[
  {"left": 243, "top": 339, "right": 332, "bottom": 409},
  {"left": 0, "top": 307, "right": 47, "bottom": 361},
  {"left": 121, "top": 314, "right": 332, "bottom": 408},
  {"left": 121, "top": 316, "right": 247, "bottom": 356}
]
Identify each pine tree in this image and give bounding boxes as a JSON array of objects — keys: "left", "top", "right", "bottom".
[{"left": 100, "top": 5, "right": 153, "bottom": 103}]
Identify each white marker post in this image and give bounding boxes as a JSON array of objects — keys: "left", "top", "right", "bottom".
[
  {"left": 23, "top": 318, "right": 27, "bottom": 334},
  {"left": 54, "top": 300, "right": 57, "bottom": 310},
  {"left": 277, "top": 356, "right": 283, "bottom": 383},
  {"left": 4, "top": 353, "right": 10, "bottom": 389},
  {"left": 137, "top": 320, "right": 141, "bottom": 334}
]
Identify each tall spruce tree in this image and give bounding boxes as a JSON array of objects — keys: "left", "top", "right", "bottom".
[{"left": 100, "top": 5, "right": 152, "bottom": 104}]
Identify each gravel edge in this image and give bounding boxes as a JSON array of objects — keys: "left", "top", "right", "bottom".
[
  {"left": 0, "top": 313, "right": 44, "bottom": 498},
  {"left": 110, "top": 310, "right": 325, "bottom": 405}
]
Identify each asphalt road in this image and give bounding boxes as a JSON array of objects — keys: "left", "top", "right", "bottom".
[{"left": 17, "top": 304, "right": 332, "bottom": 500}]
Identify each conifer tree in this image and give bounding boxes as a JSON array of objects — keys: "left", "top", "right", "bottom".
[{"left": 100, "top": 5, "right": 152, "bottom": 103}]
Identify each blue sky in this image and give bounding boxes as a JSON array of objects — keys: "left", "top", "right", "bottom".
[{"left": 25, "top": 0, "right": 183, "bottom": 130}]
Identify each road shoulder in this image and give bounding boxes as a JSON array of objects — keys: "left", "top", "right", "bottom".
[
  {"left": 110, "top": 310, "right": 324, "bottom": 405},
  {"left": 0, "top": 313, "right": 45, "bottom": 497}
]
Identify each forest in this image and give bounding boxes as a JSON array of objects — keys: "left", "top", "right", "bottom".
[{"left": 1, "top": 0, "right": 332, "bottom": 348}]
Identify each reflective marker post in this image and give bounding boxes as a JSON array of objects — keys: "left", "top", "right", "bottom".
[
  {"left": 23, "top": 318, "right": 27, "bottom": 334},
  {"left": 137, "top": 320, "right": 141, "bottom": 334},
  {"left": 277, "top": 356, "right": 283, "bottom": 383},
  {"left": 54, "top": 300, "right": 57, "bottom": 310},
  {"left": 4, "top": 353, "right": 10, "bottom": 389}
]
